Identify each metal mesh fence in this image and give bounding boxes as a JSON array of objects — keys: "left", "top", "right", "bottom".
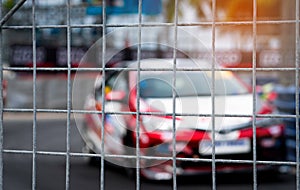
[{"left": 1, "top": 0, "right": 300, "bottom": 190}]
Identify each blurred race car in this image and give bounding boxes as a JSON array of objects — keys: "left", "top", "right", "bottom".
[{"left": 79, "top": 58, "right": 285, "bottom": 180}]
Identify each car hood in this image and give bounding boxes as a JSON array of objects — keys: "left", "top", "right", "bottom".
[{"left": 144, "top": 94, "right": 259, "bottom": 131}]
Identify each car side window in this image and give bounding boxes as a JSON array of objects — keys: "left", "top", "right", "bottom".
[{"left": 95, "top": 71, "right": 129, "bottom": 102}]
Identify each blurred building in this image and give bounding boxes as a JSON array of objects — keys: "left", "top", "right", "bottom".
[{"left": 14, "top": 1, "right": 297, "bottom": 85}]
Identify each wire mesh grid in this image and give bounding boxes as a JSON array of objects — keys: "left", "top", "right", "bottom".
[{"left": 1, "top": 0, "right": 300, "bottom": 190}]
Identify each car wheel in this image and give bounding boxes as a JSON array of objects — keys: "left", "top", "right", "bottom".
[
  {"left": 82, "top": 142, "right": 102, "bottom": 166},
  {"left": 123, "top": 130, "right": 144, "bottom": 180}
]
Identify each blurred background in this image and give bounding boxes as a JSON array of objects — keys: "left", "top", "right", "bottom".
[
  {"left": 2, "top": 0, "right": 297, "bottom": 109},
  {"left": 1, "top": 1, "right": 300, "bottom": 189}
]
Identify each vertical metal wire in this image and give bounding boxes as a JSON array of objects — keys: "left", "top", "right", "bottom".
[
  {"left": 172, "top": 0, "right": 179, "bottom": 189},
  {"left": 0, "top": 0, "right": 3, "bottom": 189},
  {"left": 135, "top": 0, "right": 143, "bottom": 189},
  {"left": 252, "top": 0, "right": 258, "bottom": 189},
  {"left": 211, "top": 0, "right": 217, "bottom": 189},
  {"left": 65, "top": 0, "right": 72, "bottom": 189},
  {"left": 295, "top": 0, "right": 300, "bottom": 189},
  {"left": 31, "top": 0, "right": 37, "bottom": 189},
  {"left": 100, "top": 0, "right": 107, "bottom": 190}
]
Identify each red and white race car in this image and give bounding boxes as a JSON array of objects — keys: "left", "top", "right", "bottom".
[{"left": 79, "top": 58, "right": 285, "bottom": 180}]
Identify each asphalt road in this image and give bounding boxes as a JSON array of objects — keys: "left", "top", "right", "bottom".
[{"left": 2, "top": 117, "right": 297, "bottom": 190}]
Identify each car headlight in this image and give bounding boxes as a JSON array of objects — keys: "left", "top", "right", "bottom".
[{"left": 142, "top": 115, "right": 179, "bottom": 131}]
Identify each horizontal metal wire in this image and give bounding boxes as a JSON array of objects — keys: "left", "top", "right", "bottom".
[
  {"left": 2, "top": 149, "right": 297, "bottom": 166},
  {"left": 3, "top": 108, "right": 297, "bottom": 119},
  {"left": 4, "top": 108, "right": 299, "bottom": 119},
  {"left": 3, "top": 66, "right": 299, "bottom": 72},
  {"left": 1, "top": 19, "right": 299, "bottom": 30}
]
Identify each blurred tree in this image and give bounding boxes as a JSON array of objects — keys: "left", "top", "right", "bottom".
[
  {"left": 165, "top": 0, "right": 280, "bottom": 22},
  {"left": 164, "top": 0, "right": 282, "bottom": 49},
  {"left": 224, "top": 0, "right": 280, "bottom": 21},
  {"left": 164, "top": 0, "right": 207, "bottom": 22},
  {"left": 3, "top": 0, "right": 15, "bottom": 10}
]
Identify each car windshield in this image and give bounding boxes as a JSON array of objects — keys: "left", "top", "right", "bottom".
[{"left": 139, "top": 71, "right": 249, "bottom": 98}]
